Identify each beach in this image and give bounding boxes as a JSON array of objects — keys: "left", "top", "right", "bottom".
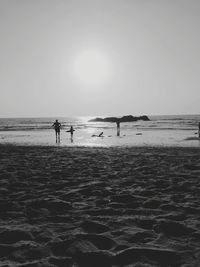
[{"left": 0, "top": 144, "right": 200, "bottom": 266}]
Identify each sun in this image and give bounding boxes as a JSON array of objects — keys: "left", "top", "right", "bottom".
[{"left": 74, "top": 50, "right": 110, "bottom": 86}]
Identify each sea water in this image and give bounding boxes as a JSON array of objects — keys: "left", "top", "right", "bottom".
[{"left": 0, "top": 115, "right": 200, "bottom": 147}]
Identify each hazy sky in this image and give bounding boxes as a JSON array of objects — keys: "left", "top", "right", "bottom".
[{"left": 0, "top": 0, "right": 200, "bottom": 117}]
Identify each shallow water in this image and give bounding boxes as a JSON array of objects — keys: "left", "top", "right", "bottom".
[{"left": 0, "top": 115, "right": 200, "bottom": 147}]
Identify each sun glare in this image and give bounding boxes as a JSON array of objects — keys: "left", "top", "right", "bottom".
[{"left": 74, "top": 50, "right": 110, "bottom": 86}]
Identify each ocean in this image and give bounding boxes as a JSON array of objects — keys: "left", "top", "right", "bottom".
[{"left": 0, "top": 115, "right": 200, "bottom": 147}]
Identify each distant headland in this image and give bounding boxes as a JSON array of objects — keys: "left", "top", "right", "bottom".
[{"left": 88, "top": 115, "right": 150, "bottom": 123}]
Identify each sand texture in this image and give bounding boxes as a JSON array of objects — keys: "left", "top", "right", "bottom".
[{"left": 0, "top": 145, "right": 200, "bottom": 267}]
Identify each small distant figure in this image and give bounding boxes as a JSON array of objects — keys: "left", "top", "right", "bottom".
[
  {"left": 52, "top": 119, "right": 61, "bottom": 143},
  {"left": 66, "top": 126, "right": 75, "bottom": 140},
  {"left": 199, "top": 122, "right": 200, "bottom": 138},
  {"left": 116, "top": 120, "right": 120, "bottom": 136}
]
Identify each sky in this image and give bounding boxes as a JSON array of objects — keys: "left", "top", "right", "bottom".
[{"left": 0, "top": 0, "right": 200, "bottom": 117}]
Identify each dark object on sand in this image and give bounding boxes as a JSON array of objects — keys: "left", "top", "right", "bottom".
[
  {"left": 136, "top": 133, "right": 142, "bottom": 135},
  {"left": 89, "top": 115, "right": 150, "bottom": 123},
  {"left": 92, "top": 132, "right": 104, "bottom": 137}
]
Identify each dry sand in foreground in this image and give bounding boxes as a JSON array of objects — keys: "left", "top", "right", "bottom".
[{"left": 0, "top": 145, "right": 200, "bottom": 267}]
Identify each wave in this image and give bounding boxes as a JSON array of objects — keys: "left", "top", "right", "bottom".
[{"left": 0, "top": 126, "right": 197, "bottom": 132}]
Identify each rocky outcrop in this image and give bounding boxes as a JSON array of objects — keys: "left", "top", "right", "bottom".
[{"left": 89, "top": 115, "right": 150, "bottom": 123}]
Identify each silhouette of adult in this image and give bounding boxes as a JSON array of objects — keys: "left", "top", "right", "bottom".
[{"left": 52, "top": 119, "right": 61, "bottom": 142}]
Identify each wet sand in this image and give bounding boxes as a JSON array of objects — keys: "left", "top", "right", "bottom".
[{"left": 0, "top": 144, "right": 200, "bottom": 266}]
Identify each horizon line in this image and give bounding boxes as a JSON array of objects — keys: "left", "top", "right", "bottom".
[{"left": 0, "top": 113, "right": 199, "bottom": 119}]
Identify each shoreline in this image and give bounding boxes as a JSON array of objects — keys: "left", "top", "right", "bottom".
[{"left": 1, "top": 140, "right": 200, "bottom": 149}]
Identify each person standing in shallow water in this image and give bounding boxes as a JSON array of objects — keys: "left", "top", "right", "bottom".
[
  {"left": 52, "top": 119, "right": 61, "bottom": 143},
  {"left": 199, "top": 122, "right": 200, "bottom": 138},
  {"left": 116, "top": 120, "right": 120, "bottom": 136},
  {"left": 66, "top": 126, "right": 75, "bottom": 141}
]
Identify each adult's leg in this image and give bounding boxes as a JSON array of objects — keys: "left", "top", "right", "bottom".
[
  {"left": 58, "top": 131, "right": 60, "bottom": 142},
  {"left": 55, "top": 131, "right": 58, "bottom": 142}
]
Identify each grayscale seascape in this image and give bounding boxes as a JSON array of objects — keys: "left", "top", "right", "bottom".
[{"left": 0, "top": 1, "right": 200, "bottom": 266}]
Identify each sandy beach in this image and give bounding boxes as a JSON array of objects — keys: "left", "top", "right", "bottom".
[{"left": 0, "top": 144, "right": 200, "bottom": 266}]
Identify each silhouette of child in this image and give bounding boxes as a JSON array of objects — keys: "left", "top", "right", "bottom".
[{"left": 66, "top": 126, "right": 75, "bottom": 138}]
